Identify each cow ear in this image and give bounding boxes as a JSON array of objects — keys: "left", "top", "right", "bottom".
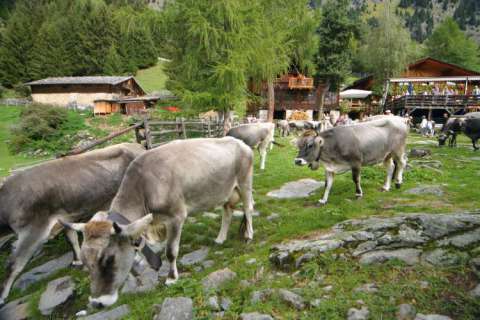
[
  {"left": 314, "top": 136, "right": 324, "bottom": 147},
  {"left": 118, "top": 214, "right": 154, "bottom": 238},
  {"left": 59, "top": 220, "right": 85, "bottom": 233}
]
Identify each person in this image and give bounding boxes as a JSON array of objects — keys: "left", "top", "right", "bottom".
[
  {"left": 420, "top": 116, "right": 428, "bottom": 136},
  {"left": 473, "top": 85, "right": 480, "bottom": 96},
  {"left": 426, "top": 119, "right": 435, "bottom": 137},
  {"left": 433, "top": 85, "right": 440, "bottom": 95}
]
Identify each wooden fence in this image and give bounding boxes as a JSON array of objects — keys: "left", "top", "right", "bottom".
[{"left": 135, "top": 118, "right": 225, "bottom": 149}]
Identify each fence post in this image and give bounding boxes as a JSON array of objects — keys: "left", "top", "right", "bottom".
[
  {"left": 144, "top": 118, "right": 152, "bottom": 149},
  {"left": 207, "top": 119, "right": 211, "bottom": 137},
  {"left": 181, "top": 118, "right": 187, "bottom": 139}
]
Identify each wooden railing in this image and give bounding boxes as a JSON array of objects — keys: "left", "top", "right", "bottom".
[
  {"left": 386, "top": 95, "right": 480, "bottom": 112},
  {"left": 288, "top": 77, "right": 314, "bottom": 89}
]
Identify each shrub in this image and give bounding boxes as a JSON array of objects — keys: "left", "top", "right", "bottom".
[
  {"left": 13, "top": 84, "right": 31, "bottom": 98},
  {"left": 0, "top": 85, "right": 5, "bottom": 98},
  {"left": 9, "top": 104, "right": 87, "bottom": 154}
]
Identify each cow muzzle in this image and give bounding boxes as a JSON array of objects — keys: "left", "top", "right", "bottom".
[{"left": 294, "top": 158, "right": 308, "bottom": 166}]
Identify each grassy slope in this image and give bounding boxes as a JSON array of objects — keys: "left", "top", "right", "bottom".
[
  {"left": 1, "top": 130, "right": 479, "bottom": 319},
  {"left": 135, "top": 61, "right": 168, "bottom": 94}
]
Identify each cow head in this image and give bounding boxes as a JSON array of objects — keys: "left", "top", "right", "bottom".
[
  {"left": 294, "top": 130, "right": 324, "bottom": 170},
  {"left": 62, "top": 212, "right": 153, "bottom": 308},
  {"left": 438, "top": 133, "right": 448, "bottom": 146}
]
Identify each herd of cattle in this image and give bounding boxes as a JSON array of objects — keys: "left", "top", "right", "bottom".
[{"left": 0, "top": 113, "right": 477, "bottom": 309}]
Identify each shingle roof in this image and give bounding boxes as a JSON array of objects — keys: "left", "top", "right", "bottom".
[{"left": 25, "top": 76, "right": 134, "bottom": 86}]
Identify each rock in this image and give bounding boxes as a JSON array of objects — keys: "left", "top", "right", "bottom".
[
  {"left": 14, "top": 252, "right": 73, "bottom": 291},
  {"left": 208, "top": 296, "right": 220, "bottom": 311},
  {"left": 359, "top": 249, "right": 421, "bottom": 265},
  {"left": 79, "top": 305, "right": 130, "bottom": 320},
  {"left": 469, "top": 283, "right": 480, "bottom": 297},
  {"left": 158, "top": 261, "right": 171, "bottom": 278},
  {"left": 246, "top": 258, "right": 257, "bottom": 265},
  {"left": 347, "top": 306, "right": 369, "bottom": 320},
  {"left": 269, "top": 251, "right": 295, "bottom": 270},
  {"left": 310, "top": 298, "right": 323, "bottom": 307},
  {"left": 419, "top": 281, "right": 429, "bottom": 289},
  {"left": 202, "top": 260, "right": 215, "bottom": 269},
  {"left": 240, "top": 280, "right": 251, "bottom": 288},
  {"left": 240, "top": 312, "right": 274, "bottom": 320},
  {"left": 397, "top": 304, "right": 416, "bottom": 320},
  {"left": 0, "top": 296, "right": 30, "bottom": 320},
  {"left": 266, "top": 213, "right": 280, "bottom": 221},
  {"left": 295, "top": 253, "right": 315, "bottom": 268},
  {"left": 220, "top": 297, "right": 232, "bottom": 311},
  {"left": 38, "top": 276, "right": 74, "bottom": 315},
  {"left": 233, "top": 210, "right": 260, "bottom": 218},
  {"left": 203, "top": 212, "right": 219, "bottom": 219},
  {"left": 409, "top": 148, "right": 432, "bottom": 158},
  {"left": 180, "top": 247, "right": 209, "bottom": 266},
  {"left": 154, "top": 297, "right": 193, "bottom": 320},
  {"left": 470, "top": 257, "right": 480, "bottom": 277},
  {"left": 251, "top": 289, "right": 274, "bottom": 304},
  {"left": 354, "top": 283, "right": 378, "bottom": 294},
  {"left": 405, "top": 185, "right": 444, "bottom": 197},
  {"left": 278, "top": 288, "right": 305, "bottom": 310},
  {"left": 414, "top": 314, "right": 452, "bottom": 320},
  {"left": 421, "top": 249, "right": 466, "bottom": 266},
  {"left": 437, "top": 228, "right": 480, "bottom": 248},
  {"left": 353, "top": 241, "right": 378, "bottom": 257},
  {"left": 202, "top": 268, "right": 237, "bottom": 291},
  {"left": 122, "top": 267, "right": 159, "bottom": 293},
  {"left": 266, "top": 179, "right": 324, "bottom": 199}
]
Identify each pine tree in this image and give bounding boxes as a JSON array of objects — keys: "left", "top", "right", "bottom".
[{"left": 104, "top": 45, "right": 124, "bottom": 75}]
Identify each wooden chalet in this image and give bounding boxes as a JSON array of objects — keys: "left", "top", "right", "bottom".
[
  {"left": 248, "top": 73, "right": 330, "bottom": 120},
  {"left": 25, "top": 76, "right": 147, "bottom": 112}
]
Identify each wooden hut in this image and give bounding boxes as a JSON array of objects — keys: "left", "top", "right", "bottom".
[
  {"left": 25, "top": 76, "right": 146, "bottom": 109},
  {"left": 93, "top": 96, "right": 160, "bottom": 115}
]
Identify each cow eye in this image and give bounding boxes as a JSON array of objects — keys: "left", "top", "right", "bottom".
[
  {"left": 99, "top": 254, "right": 115, "bottom": 269},
  {"left": 307, "top": 141, "right": 314, "bottom": 149}
]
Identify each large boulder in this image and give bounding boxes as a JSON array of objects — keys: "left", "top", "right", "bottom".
[
  {"left": 153, "top": 297, "right": 193, "bottom": 320},
  {"left": 202, "top": 268, "right": 237, "bottom": 291},
  {"left": 38, "top": 276, "right": 75, "bottom": 315},
  {"left": 78, "top": 305, "right": 130, "bottom": 320},
  {"left": 0, "top": 295, "right": 30, "bottom": 320}
]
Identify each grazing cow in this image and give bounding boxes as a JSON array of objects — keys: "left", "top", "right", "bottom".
[
  {"left": 464, "top": 112, "right": 480, "bottom": 150},
  {"left": 294, "top": 116, "right": 408, "bottom": 204},
  {"left": 277, "top": 120, "right": 290, "bottom": 137},
  {"left": 63, "top": 137, "right": 254, "bottom": 307},
  {"left": 0, "top": 143, "right": 145, "bottom": 305},
  {"left": 438, "top": 116, "right": 463, "bottom": 147},
  {"left": 227, "top": 122, "right": 275, "bottom": 170},
  {"left": 289, "top": 120, "right": 313, "bottom": 134}
]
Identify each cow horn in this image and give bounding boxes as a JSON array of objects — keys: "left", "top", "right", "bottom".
[{"left": 59, "top": 219, "right": 85, "bottom": 232}]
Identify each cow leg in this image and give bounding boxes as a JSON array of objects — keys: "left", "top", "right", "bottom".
[
  {"left": 65, "top": 228, "right": 82, "bottom": 266},
  {"left": 0, "top": 223, "right": 54, "bottom": 304},
  {"left": 215, "top": 190, "right": 239, "bottom": 244},
  {"left": 393, "top": 153, "right": 407, "bottom": 189},
  {"left": 473, "top": 138, "right": 479, "bottom": 150},
  {"left": 258, "top": 142, "right": 268, "bottom": 170},
  {"left": 164, "top": 214, "right": 186, "bottom": 286},
  {"left": 352, "top": 167, "right": 363, "bottom": 198},
  {"left": 237, "top": 165, "right": 254, "bottom": 241},
  {"left": 319, "top": 171, "right": 335, "bottom": 205},
  {"left": 382, "top": 157, "right": 395, "bottom": 191}
]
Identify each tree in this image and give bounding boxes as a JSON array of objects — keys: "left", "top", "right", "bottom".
[
  {"left": 315, "top": 0, "right": 355, "bottom": 119},
  {"left": 357, "top": 1, "right": 419, "bottom": 95},
  {"left": 103, "top": 45, "right": 123, "bottom": 75},
  {"left": 425, "top": 17, "right": 480, "bottom": 72}
]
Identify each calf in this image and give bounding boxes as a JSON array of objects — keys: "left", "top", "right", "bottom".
[
  {"left": 0, "top": 143, "right": 145, "bottom": 304},
  {"left": 294, "top": 116, "right": 408, "bottom": 204},
  {"left": 277, "top": 120, "right": 290, "bottom": 137},
  {"left": 438, "top": 117, "right": 463, "bottom": 147},
  {"left": 227, "top": 122, "right": 275, "bottom": 170},
  {"left": 63, "top": 137, "right": 254, "bottom": 307}
]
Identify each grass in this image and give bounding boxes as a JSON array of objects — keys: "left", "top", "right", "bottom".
[
  {"left": 1, "top": 123, "right": 480, "bottom": 319},
  {"left": 136, "top": 61, "right": 168, "bottom": 94}
]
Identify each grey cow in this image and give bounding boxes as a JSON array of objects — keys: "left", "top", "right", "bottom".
[
  {"left": 63, "top": 137, "right": 254, "bottom": 307},
  {"left": 294, "top": 116, "right": 408, "bottom": 204},
  {"left": 227, "top": 122, "right": 275, "bottom": 170},
  {"left": 0, "top": 143, "right": 145, "bottom": 305},
  {"left": 277, "top": 120, "right": 290, "bottom": 137}
]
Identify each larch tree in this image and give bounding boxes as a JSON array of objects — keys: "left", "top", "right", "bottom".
[{"left": 425, "top": 17, "right": 480, "bottom": 72}]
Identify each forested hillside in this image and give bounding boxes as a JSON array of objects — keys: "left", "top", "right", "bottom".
[{"left": 0, "top": 0, "right": 164, "bottom": 87}]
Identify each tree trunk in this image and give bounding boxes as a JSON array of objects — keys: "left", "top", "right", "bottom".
[
  {"left": 316, "top": 81, "right": 330, "bottom": 121},
  {"left": 222, "top": 109, "right": 233, "bottom": 136},
  {"left": 267, "top": 80, "right": 275, "bottom": 122}
]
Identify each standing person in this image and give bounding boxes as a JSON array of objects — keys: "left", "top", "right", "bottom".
[
  {"left": 473, "top": 85, "right": 480, "bottom": 96},
  {"left": 408, "top": 82, "right": 414, "bottom": 95},
  {"left": 420, "top": 115, "right": 428, "bottom": 136}
]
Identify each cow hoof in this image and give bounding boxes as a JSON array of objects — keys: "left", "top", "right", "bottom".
[
  {"left": 380, "top": 187, "right": 389, "bottom": 192},
  {"left": 0, "top": 298, "right": 4, "bottom": 307},
  {"left": 355, "top": 194, "right": 363, "bottom": 199},
  {"left": 316, "top": 200, "right": 327, "bottom": 206},
  {"left": 165, "top": 278, "right": 178, "bottom": 286},
  {"left": 395, "top": 183, "right": 402, "bottom": 189},
  {"left": 244, "top": 237, "right": 253, "bottom": 244},
  {"left": 72, "top": 260, "right": 83, "bottom": 267},
  {"left": 214, "top": 238, "right": 225, "bottom": 245}
]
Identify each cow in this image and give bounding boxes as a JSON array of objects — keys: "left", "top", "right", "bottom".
[
  {"left": 464, "top": 112, "right": 480, "bottom": 150},
  {"left": 294, "top": 116, "right": 408, "bottom": 205},
  {"left": 227, "top": 122, "right": 275, "bottom": 170},
  {"left": 62, "top": 137, "right": 254, "bottom": 308},
  {"left": 0, "top": 143, "right": 145, "bottom": 305},
  {"left": 277, "top": 120, "right": 290, "bottom": 137},
  {"left": 438, "top": 116, "right": 463, "bottom": 147},
  {"left": 289, "top": 120, "right": 313, "bottom": 134}
]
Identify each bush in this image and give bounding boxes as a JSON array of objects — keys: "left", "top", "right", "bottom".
[
  {"left": 9, "top": 104, "right": 87, "bottom": 154},
  {"left": 13, "top": 84, "right": 31, "bottom": 98},
  {"left": 0, "top": 85, "right": 5, "bottom": 98}
]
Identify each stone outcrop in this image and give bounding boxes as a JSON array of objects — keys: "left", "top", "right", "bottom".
[{"left": 270, "top": 212, "right": 480, "bottom": 271}]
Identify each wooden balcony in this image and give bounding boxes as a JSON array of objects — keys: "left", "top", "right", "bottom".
[
  {"left": 275, "top": 75, "right": 314, "bottom": 90},
  {"left": 386, "top": 95, "right": 480, "bottom": 113}
]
